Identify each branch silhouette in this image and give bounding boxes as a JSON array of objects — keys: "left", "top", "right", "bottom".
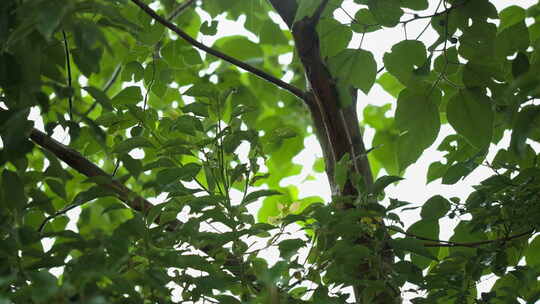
[
  {"left": 130, "top": 0, "right": 306, "bottom": 100},
  {"left": 388, "top": 226, "right": 534, "bottom": 248}
]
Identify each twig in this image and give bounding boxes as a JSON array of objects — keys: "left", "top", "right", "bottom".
[
  {"left": 167, "top": 0, "right": 196, "bottom": 20},
  {"left": 83, "top": 64, "right": 121, "bottom": 116},
  {"left": 388, "top": 226, "right": 534, "bottom": 248},
  {"left": 38, "top": 202, "right": 81, "bottom": 232},
  {"left": 62, "top": 30, "right": 73, "bottom": 121},
  {"left": 20, "top": 125, "right": 253, "bottom": 281},
  {"left": 129, "top": 0, "right": 306, "bottom": 101}
]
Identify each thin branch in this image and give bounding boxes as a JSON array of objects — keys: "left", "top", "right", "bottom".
[
  {"left": 29, "top": 128, "right": 164, "bottom": 221},
  {"left": 388, "top": 226, "right": 534, "bottom": 248},
  {"left": 62, "top": 30, "right": 73, "bottom": 121},
  {"left": 39, "top": 201, "right": 82, "bottom": 232},
  {"left": 22, "top": 125, "right": 253, "bottom": 281},
  {"left": 83, "top": 64, "right": 121, "bottom": 116},
  {"left": 167, "top": 0, "right": 196, "bottom": 20},
  {"left": 130, "top": 0, "right": 306, "bottom": 100}
]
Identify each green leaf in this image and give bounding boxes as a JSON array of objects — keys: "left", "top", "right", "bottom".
[
  {"left": 182, "top": 48, "right": 203, "bottom": 66},
  {"left": 372, "top": 175, "right": 403, "bottom": 195},
  {"left": 401, "top": 0, "right": 428, "bottom": 10},
  {"left": 351, "top": 9, "right": 382, "bottom": 33},
  {"left": 267, "top": 126, "right": 298, "bottom": 142},
  {"left": 510, "top": 105, "right": 540, "bottom": 156},
  {"left": 335, "top": 153, "right": 350, "bottom": 191},
  {"left": 421, "top": 195, "right": 450, "bottom": 220},
  {"left": 200, "top": 20, "right": 218, "bottom": 35},
  {"left": 182, "top": 102, "right": 209, "bottom": 117},
  {"left": 242, "top": 190, "right": 282, "bottom": 206},
  {"left": 328, "top": 49, "right": 377, "bottom": 94},
  {"left": 156, "top": 163, "right": 201, "bottom": 184},
  {"left": 407, "top": 219, "right": 439, "bottom": 269},
  {"left": 162, "top": 40, "right": 188, "bottom": 68},
  {"left": 214, "top": 295, "right": 241, "bottom": 304},
  {"left": 363, "top": 104, "right": 393, "bottom": 130},
  {"left": 259, "top": 20, "right": 288, "bottom": 45},
  {"left": 184, "top": 83, "right": 218, "bottom": 98},
  {"left": 215, "top": 36, "right": 262, "bottom": 61},
  {"left": 512, "top": 52, "right": 530, "bottom": 78},
  {"left": 499, "top": 6, "right": 526, "bottom": 33},
  {"left": 295, "top": 0, "right": 324, "bottom": 22},
  {"left": 72, "top": 46, "right": 103, "bottom": 76},
  {"left": 389, "top": 238, "right": 438, "bottom": 261},
  {"left": 367, "top": 0, "right": 403, "bottom": 27},
  {"left": 73, "top": 186, "right": 116, "bottom": 205},
  {"left": 395, "top": 86, "right": 441, "bottom": 171},
  {"left": 278, "top": 239, "right": 304, "bottom": 259},
  {"left": 317, "top": 18, "right": 352, "bottom": 58},
  {"left": 446, "top": 89, "right": 493, "bottom": 150},
  {"left": 458, "top": 22, "right": 497, "bottom": 61},
  {"left": 1, "top": 170, "right": 26, "bottom": 211},
  {"left": 313, "top": 158, "right": 325, "bottom": 173},
  {"left": 83, "top": 86, "right": 113, "bottom": 111},
  {"left": 45, "top": 178, "right": 66, "bottom": 199},
  {"left": 29, "top": 270, "right": 59, "bottom": 302},
  {"left": 121, "top": 61, "right": 145, "bottom": 82},
  {"left": 525, "top": 235, "right": 540, "bottom": 268},
  {"left": 112, "top": 136, "right": 154, "bottom": 153},
  {"left": 111, "top": 86, "right": 143, "bottom": 105},
  {"left": 35, "top": 0, "right": 71, "bottom": 39},
  {"left": 426, "top": 161, "right": 446, "bottom": 184},
  {"left": 376, "top": 73, "right": 405, "bottom": 98},
  {"left": 383, "top": 40, "right": 427, "bottom": 86},
  {"left": 172, "top": 115, "right": 204, "bottom": 136}
]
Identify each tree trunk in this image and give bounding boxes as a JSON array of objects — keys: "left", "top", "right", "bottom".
[{"left": 268, "top": 1, "right": 400, "bottom": 303}]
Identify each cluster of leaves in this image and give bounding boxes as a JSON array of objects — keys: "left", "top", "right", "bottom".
[{"left": 2, "top": 0, "right": 540, "bottom": 303}]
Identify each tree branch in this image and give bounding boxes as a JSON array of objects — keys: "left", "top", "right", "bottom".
[
  {"left": 130, "top": 0, "right": 306, "bottom": 101},
  {"left": 29, "top": 128, "right": 170, "bottom": 224},
  {"left": 266, "top": 0, "right": 297, "bottom": 28},
  {"left": 24, "top": 126, "right": 263, "bottom": 292},
  {"left": 167, "top": 0, "right": 196, "bottom": 21},
  {"left": 388, "top": 226, "right": 534, "bottom": 248}
]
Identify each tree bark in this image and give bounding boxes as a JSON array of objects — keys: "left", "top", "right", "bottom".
[{"left": 267, "top": 1, "right": 400, "bottom": 303}]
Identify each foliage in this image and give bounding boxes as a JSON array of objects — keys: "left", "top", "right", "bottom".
[{"left": 1, "top": 0, "right": 540, "bottom": 303}]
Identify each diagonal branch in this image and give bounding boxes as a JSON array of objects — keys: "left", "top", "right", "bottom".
[
  {"left": 27, "top": 127, "right": 252, "bottom": 280},
  {"left": 29, "top": 128, "right": 174, "bottom": 226},
  {"left": 130, "top": 0, "right": 306, "bottom": 100}
]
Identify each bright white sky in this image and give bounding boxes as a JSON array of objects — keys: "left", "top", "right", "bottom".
[{"left": 14, "top": 0, "right": 537, "bottom": 303}]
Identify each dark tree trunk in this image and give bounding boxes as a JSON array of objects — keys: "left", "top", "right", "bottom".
[{"left": 268, "top": 1, "right": 400, "bottom": 303}]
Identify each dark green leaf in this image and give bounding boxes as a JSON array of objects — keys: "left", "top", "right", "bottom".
[
  {"left": 156, "top": 163, "right": 201, "bottom": 184},
  {"left": 447, "top": 89, "right": 493, "bottom": 150},
  {"left": 113, "top": 136, "right": 154, "bottom": 153},
  {"left": 372, "top": 175, "right": 403, "bottom": 195},
  {"left": 1, "top": 170, "right": 26, "bottom": 211},
  {"left": 328, "top": 49, "right": 377, "bottom": 94},
  {"left": 317, "top": 19, "right": 352, "bottom": 58},
  {"left": 351, "top": 9, "right": 382, "bottom": 33},
  {"left": 368, "top": 0, "right": 403, "bottom": 27},
  {"left": 389, "top": 238, "right": 438, "bottom": 261},
  {"left": 242, "top": 190, "right": 282, "bottom": 206},
  {"left": 421, "top": 195, "right": 450, "bottom": 220},
  {"left": 383, "top": 40, "right": 427, "bottom": 86},
  {"left": 111, "top": 86, "right": 143, "bottom": 105},
  {"left": 395, "top": 87, "right": 441, "bottom": 171},
  {"left": 278, "top": 239, "right": 304, "bottom": 259}
]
